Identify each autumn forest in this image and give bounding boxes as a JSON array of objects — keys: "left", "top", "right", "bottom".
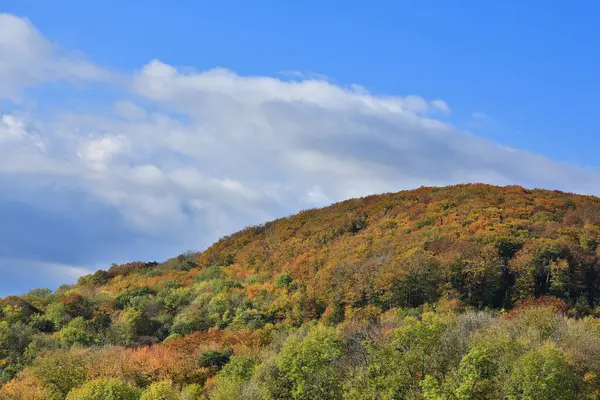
[{"left": 1, "top": 184, "right": 600, "bottom": 399}]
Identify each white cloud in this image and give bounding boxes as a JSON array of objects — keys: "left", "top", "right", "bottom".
[
  {"left": 431, "top": 99, "right": 451, "bottom": 115},
  {"left": 114, "top": 101, "right": 147, "bottom": 121},
  {"left": 3, "top": 13, "right": 600, "bottom": 291},
  {"left": 78, "top": 135, "right": 128, "bottom": 167},
  {"left": 0, "top": 114, "right": 29, "bottom": 141},
  {"left": 5, "top": 59, "right": 600, "bottom": 241},
  {"left": 0, "top": 13, "right": 109, "bottom": 100}
]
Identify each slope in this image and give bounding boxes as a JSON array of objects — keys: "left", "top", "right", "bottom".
[{"left": 2, "top": 183, "right": 600, "bottom": 399}]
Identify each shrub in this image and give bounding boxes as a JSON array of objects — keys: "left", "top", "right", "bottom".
[
  {"left": 198, "top": 348, "right": 233, "bottom": 369},
  {"left": 140, "top": 380, "right": 178, "bottom": 400},
  {"left": 507, "top": 344, "right": 575, "bottom": 400},
  {"left": 66, "top": 378, "right": 141, "bottom": 400},
  {"left": 181, "top": 384, "right": 203, "bottom": 400},
  {"left": 29, "top": 350, "right": 87, "bottom": 399},
  {"left": 275, "top": 274, "right": 294, "bottom": 288},
  {"left": 265, "top": 325, "right": 346, "bottom": 400},
  {"left": 60, "top": 317, "right": 95, "bottom": 347},
  {"left": 115, "top": 287, "right": 155, "bottom": 310}
]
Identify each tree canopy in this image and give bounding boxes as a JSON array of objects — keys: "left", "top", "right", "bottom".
[{"left": 2, "top": 184, "right": 600, "bottom": 399}]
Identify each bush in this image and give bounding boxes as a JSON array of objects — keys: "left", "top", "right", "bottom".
[
  {"left": 171, "top": 304, "right": 214, "bottom": 335},
  {"left": 275, "top": 274, "right": 293, "bottom": 288},
  {"left": 140, "top": 380, "right": 178, "bottom": 400},
  {"left": 210, "top": 356, "right": 257, "bottom": 400},
  {"left": 181, "top": 384, "right": 203, "bottom": 400},
  {"left": 507, "top": 344, "right": 575, "bottom": 400},
  {"left": 115, "top": 287, "right": 155, "bottom": 310},
  {"left": 45, "top": 302, "right": 73, "bottom": 330},
  {"left": 265, "top": 325, "right": 346, "bottom": 400},
  {"left": 162, "top": 333, "right": 182, "bottom": 343},
  {"left": 60, "top": 317, "right": 95, "bottom": 347},
  {"left": 29, "top": 313, "right": 55, "bottom": 332},
  {"left": 66, "top": 378, "right": 141, "bottom": 400},
  {"left": 198, "top": 348, "right": 233, "bottom": 369},
  {"left": 30, "top": 350, "right": 87, "bottom": 399},
  {"left": 196, "top": 265, "right": 224, "bottom": 282}
]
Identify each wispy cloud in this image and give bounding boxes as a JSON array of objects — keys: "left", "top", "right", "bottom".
[{"left": 0, "top": 13, "right": 110, "bottom": 101}]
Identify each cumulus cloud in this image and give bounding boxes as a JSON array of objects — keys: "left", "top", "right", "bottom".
[
  {"left": 78, "top": 135, "right": 129, "bottom": 170},
  {"left": 2, "top": 13, "right": 600, "bottom": 294},
  {"left": 0, "top": 13, "right": 108, "bottom": 100}
]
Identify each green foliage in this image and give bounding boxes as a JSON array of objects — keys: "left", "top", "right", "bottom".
[
  {"left": 171, "top": 304, "right": 214, "bottom": 335},
  {"left": 162, "top": 333, "right": 182, "bottom": 343},
  {"left": 29, "top": 313, "right": 55, "bottom": 332},
  {"left": 115, "top": 287, "right": 155, "bottom": 310},
  {"left": 78, "top": 269, "right": 110, "bottom": 286},
  {"left": 45, "top": 302, "right": 73, "bottom": 329},
  {"left": 24, "top": 288, "right": 53, "bottom": 298},
  {"left": 0, "top": 320, "right": 34, "bottom": 362},
  {"left": 219, "top": 355, "right": 256, "bottom": 381},
  {"left": 66, "top": 378, "right": 141, "bottom": 400},
  {"left": 30, "top": 350, "right": 88, "bottom": 399},
  {"left": 60, "top": 317, "right": 96, "bottom": 347},
  {"left": 4, "top": 185, "right": 600, "bottom": 398},
  {"left": 264, "top": 325, "right": 346, "bottom": 400},
  {"left": 276, "top": 274, "right": 294, "bottom": 288},
  {"left": 196, "top": 265, "right": 224, "bottom": 282},
  {"left": 452, "top": 347, "right": 499, "bottom": 399},
  {"left": 209, "top": 356, "right": 257, "bottom": 399},
  {"left": 343, "top": 342, "right": 412, "bottom": 400},
  {"left": 198, "top": 348, "right": 233, "bottom": 369},
  {"left": 422, "top": 347, "right": 500, "bottom": 400},
  {"left": 160, "top": 287, "right": 193, "bottom": 311},
  {"left": 506, "top": 344, "right": 575, "bottom": 400},
  {"left": 392, "top": 312, "right": 450, "bottom": 377},
  {"left": 180, "top": 384, "right": 204, "bottom": 400},
  {"left": 140, "top": 380, "right": 179, "bottom": 400},
  {"left": 110, "top": 308, "right": 155, "bottom": 345}
]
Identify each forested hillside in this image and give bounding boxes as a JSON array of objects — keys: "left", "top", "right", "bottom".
[{"left": 2, "top": 184, "right": 600, "bottom": 399}]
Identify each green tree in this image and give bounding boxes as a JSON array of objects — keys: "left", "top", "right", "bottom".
[
  {"left": 198, "top": 348, "right": 233, "bottom": 370},
  {"left": 29, "top": 350, "right": 87, "bottom": 400},
  {"left": 60, "top": 317, "right": 96, "bottom": 347},
  {"left": 507, "top": 343, "right": 576, "bottom": 400},
  {"left": 210, "top": 356, "right": 257, "bottom": 400},
  {"left": 140, "top": 380, "right": 179, "bottom": 400},
  {"left": 0, "top": 321, "right": 34, "bottom": 363},
  {"left": 392, "top": 312, "right": 450, "bottom": 382},
  {"left": 45, "top": 302, "right": 73, "bottom": 330},
  {"left": 343, "top": 342, "right": 412, "bottom": 400},
  {"left": 452, "top": 347, "right": 499, "bottom": 399},
  {"left": 180, "top": 384, "right": 204, "bottom": 400},
  {"left": 264, "top": 325, "right": 346, "bottom": 400},
  {"left": 422, "top": 347, "right": 500, "bottom": 400},
  {"left": 110, "top": 309, "right": 154, "bottom": 345},
  {"left": 388, "top": 252, "right": 442, "bottom": 307},
  {"left": 276, "top": 274, "right": 294, "bottom": 288},
  {"left": 170, "top": 303, "right": 215, "bottom": 335},
  {"left": 66, "top": 378, "right": 141, "bottom": 400}
]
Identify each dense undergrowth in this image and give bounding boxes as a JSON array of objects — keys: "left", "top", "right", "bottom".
[{"left": 2, "top": 184, "right": 600, "bottom": 399}]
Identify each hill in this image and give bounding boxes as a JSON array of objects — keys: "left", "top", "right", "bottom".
[{"left": 1, "top": 184, "right": 600, "bottom": 399}]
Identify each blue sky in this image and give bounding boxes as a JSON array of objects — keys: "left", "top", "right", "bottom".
[
  {"left": 1, "top": 1, "right": 600, "bottom": 295},
  {"left": 7, "top": 0, "right": 600, "bottom": 165}
]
